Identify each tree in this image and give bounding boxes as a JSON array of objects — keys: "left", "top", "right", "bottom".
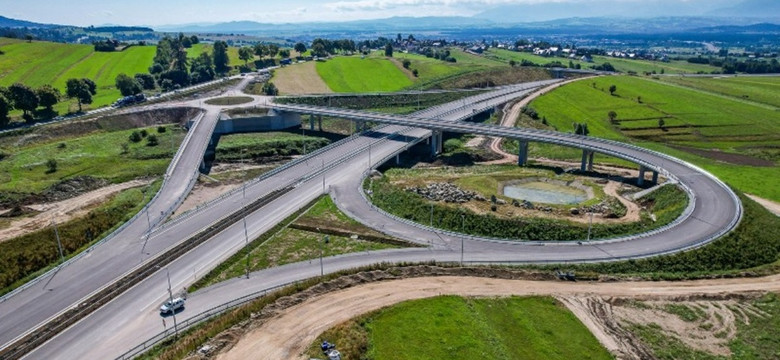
[
  {"left": 46, "top": 159, "right": 57, "bottom": 173},
  {"left": 278, "top": 49, "right": 290, "bottom": 58},
  {"left": 0, "top": 93, "right": 10, "bottom": 127},
  {"left": 607, "top": 111, "right": 618, "bottom": 124},
  {"left": 573, "top": 122, "right": 590, "bottom": 136},
  {"left": 509, "top": 59, "right": 516, "bottom": 67},
  {"left": 190, "top": 35, "right": 199, "bottom": 45},
  {"left": 25, "top": 34, "right": 33, "bottom": 43},
  {"left": 115, "top": 73, "right": 143, "bottom": 96},
  {"left": 384, "top": 43, "right": 393, "bottom": 57},
  {"left": 8, "top": 83, "right": 38, "bottom": 118},
  {"left": 134, "top": 73, "right": 156, "bottom": 90},
  {"left": 157, "top": 126, "right": 167, "bottom": 133},
  {"left": 36, "top": 85, "right": 60, "bottom": 112},
  {"left": 294, "top": 42, "right": 306, "bottom": 54},
  {"left": 190, "top": 52, "right": 215, "bottom": 84},
  {"left": 658, "top": 118, "right": 666, "bottom": 129},
  {"left": 129, "top": 131, "right": 142, "bottom": 142},
  {"left": 213, "top": 41, "right": 230, "bottom": 73},
  {"left": 253, "top": 43, "right": 267, "bottom": 57},
  {"left": 412, "top": 69, "right": 419, "bottom": 77},
  {"left": 146, "top": 134, "right": 159, "bottom": 146},
  {"left": 238, "top": 46, "right": 254, "bottom": 65},
  {"left": 262, "top": 82, "right": 279, "bottom": 96},
  {"left": 311, "top": 43, "right": 327, "bottom": 58},
  {"left": 66, "top": 78, "right": 96, "bottom": 112},
  {"left": 609, "top": 84, "right": 617, "bottom": 95},
  {"left": 267, "top": 44, "right": 279, "bottom": 58},
  {"left": 402, "top": 59, "right": 411, "bottom": 69}
]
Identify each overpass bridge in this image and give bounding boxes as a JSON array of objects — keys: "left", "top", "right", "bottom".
[{"left": 0, "top": 77, "right": 742, "bottom": 360}]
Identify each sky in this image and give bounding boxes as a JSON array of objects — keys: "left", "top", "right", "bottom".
[{"left": 1, "top": 0, "right": 732, "bottom": 27}]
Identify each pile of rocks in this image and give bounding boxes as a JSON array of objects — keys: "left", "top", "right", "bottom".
[
  {"left": 570, "top": 201, "right": 616, "bottom": 217},
  {"left": 405, "top": 183, "right": 485, "bottom": 203},
  {"left": 509, "top": 199, "right": 554, "bottom": 212}
]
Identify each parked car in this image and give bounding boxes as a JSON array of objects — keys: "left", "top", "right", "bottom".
[{"left": 160, "top": 297, "right": 185, "bottom": 314}]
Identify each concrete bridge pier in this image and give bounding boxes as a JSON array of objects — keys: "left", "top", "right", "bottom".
[
  {"left": 318, "top": 115, "right": 322, "bottom": 131},
  {"left": 431, "top": 130, "right": 443, "bottom": 155},
  {"left": 396, "top": 153, "right": 401, "bottom": 165},
  {"left": 309, "top": 115, "right": 315, "bottom": 131},
  {"left": 652, "top": 170, "right": 659, "bottom": 185},
  {"left": 638, "top": 166, "right": 647, "bottom": 186},
  {"left": 517, "top": 140, "right": 529, "bottom": 166},
  {"left": 580, "top": 150, "right": 595, "bottom": 172}
]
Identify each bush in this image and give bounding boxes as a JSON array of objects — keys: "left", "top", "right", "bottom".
[
  {"left": 412, "top": 69, "right": 419, "bottom": 77},
  {"left": 129, "top": 131, "right": 142, "bottom": 143},
  {"left": 140, "top": 129, "right": 148, "bottom": 138},
  {"left": 157, "top": 126, "right": 167, "bottom": 133},
  {"left": 402, "top": 59, "right": 411, "bottom": 69},
  {"left": 46, "top": 159, "right": 57, "bottom": 173},
  {"left": 443, "top": 138, "right": 463, "bottom": 153},
  {"left": 146, "top": 135, "right": 159, "bottom": 146}
]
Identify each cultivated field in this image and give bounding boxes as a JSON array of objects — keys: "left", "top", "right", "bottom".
[
  {"left": 486, "top": 48, "right": 721, "bottom": 74},
  {"left": 271, "top": 61, "right": 332, "bottom": 94},
  {"left": 315, "top": 56, "right": 413, "bottom": 92},
  {"left": 657, "top": 75, "right": 780, "bottom": 108},
  {"left": 0, "top": 38, "right": 156, "bottom": 112},
  {"left": 527, "top": 76, "right": 780, "bottom": 200}
]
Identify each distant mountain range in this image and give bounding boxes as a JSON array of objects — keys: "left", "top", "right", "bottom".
[
  {"left": 1, "top": 0, "right": 779, "bottom": 37},
  {"left": 0, "top": 15, "right": 59, "bottom": 29}
]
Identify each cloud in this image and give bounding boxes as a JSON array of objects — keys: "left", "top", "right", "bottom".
[{"left": 324, "top": 0, "right": 569, "bottom": 12}]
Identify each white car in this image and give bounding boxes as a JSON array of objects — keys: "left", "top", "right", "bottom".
[{"left": 160, "top": 297, "right": 185, "bottom": 314}]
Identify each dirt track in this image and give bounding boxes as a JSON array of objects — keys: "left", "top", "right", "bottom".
[
  {"left": 0, "top": 179, "right": 151, "bottom": 242},
  {"left": 218, "top": 275, "right": 780, "bottom": 360}
]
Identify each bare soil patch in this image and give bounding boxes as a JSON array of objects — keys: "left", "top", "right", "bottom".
[
  {"left": 0, "top": 179, "right": 150, "bottom": 242},
  {"left": 745, "top": 194, "right": 780, "bottom": 216},
  {"left": 671, "top": 145, "right": 775, "bottom": 167},
  {"left": 273, "top": 62, "right": 332, "bottom": 95}
]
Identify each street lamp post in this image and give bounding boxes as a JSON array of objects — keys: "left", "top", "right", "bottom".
[
  {"left": 460, "top": 214, "right": 465, "bottom": 266},
  {"left": 165, "top": 268, "right": 179, "bottom": 339},
  {"left": 51, "top": 216, "right": 64, "bottom": 264},
  {"left": 586, "top": 211, "right": 593, "bottom": 242}
]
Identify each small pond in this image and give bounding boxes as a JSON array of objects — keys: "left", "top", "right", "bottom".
[{"left": 503, "top": 181, "right": 588, "bottom": 205}]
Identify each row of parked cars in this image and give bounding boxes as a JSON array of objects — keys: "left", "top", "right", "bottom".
[{"left": 113, "top": 93, "right": 147, "bottom": 107}]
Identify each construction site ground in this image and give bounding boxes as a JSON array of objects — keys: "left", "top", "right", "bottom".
[{"left": 214, "top": 274, "right": 780, "bottom": 360}]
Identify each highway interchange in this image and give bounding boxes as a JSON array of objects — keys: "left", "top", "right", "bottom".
[{"left": 0, "top": 75, "right": 741, "bottom": 359}]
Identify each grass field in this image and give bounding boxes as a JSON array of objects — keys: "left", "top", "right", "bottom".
[
  {"left": 214, "top": 131, "right": 331, "bottom": 161},
  {"left": 315, "top": 56, "right": 413, "bottom": 92},
  {"left": 526, "top": 76, "right": 780, "bottom": 200},
  {"left": 0, "top": 125, "right": 184, "bottom": 195},
  {"left": 307, "top": 295, "right": 613, "bottom": 360},
  {"left": 486, "top": 49, "right": 721, "bottom": 74},
  {"left": 0, "top": 38, "right": 156, "bottom": 114},
  {"left": 189, "top": 195, "right": 401, "bottom": 291},
  {"left": 657, "top": 76, "right": 780, "bottom": 109}
]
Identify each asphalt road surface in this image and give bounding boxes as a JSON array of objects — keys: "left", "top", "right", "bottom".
[{"left": 1, "top": 77, "right": 741, "bottom": 360}]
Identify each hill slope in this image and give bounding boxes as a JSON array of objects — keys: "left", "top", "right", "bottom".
[{"left": 0, "top": 38, "right": 155, "bottom": 111}]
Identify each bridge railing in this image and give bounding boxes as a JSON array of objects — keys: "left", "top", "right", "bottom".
[{"left": 0, "top": 111, "right": 211, "bottom": 304}]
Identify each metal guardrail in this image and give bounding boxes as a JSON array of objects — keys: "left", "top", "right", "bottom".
[
  {"left": 0, "top": 111, "right": 209, "bottom": 304},
  {"left": 114, "top": 280, "right": 296, "bottom": 360}
]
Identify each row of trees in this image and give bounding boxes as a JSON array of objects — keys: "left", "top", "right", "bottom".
[
  {"left": 0, "top": 78, "right": 96, "bottom": 126},
  {"left": 146, "top": 34, "right": 226, "bottom": 91}
]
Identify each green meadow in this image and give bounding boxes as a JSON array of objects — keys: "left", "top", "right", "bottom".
[
  {"left": 0, "top": 38, "right": 156, "bottom": 113},
  {"left": 315, "top": 56, "right": 414, "bottom": 92},
  {"left": 308, "top": 295, "right": 613, "bottom": 360},
  {"left": 486, "top": 48, "right": 721, "bottom": 74},
  {"left": 526, "top": 76, "right": 780, "bottom": 200}
]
